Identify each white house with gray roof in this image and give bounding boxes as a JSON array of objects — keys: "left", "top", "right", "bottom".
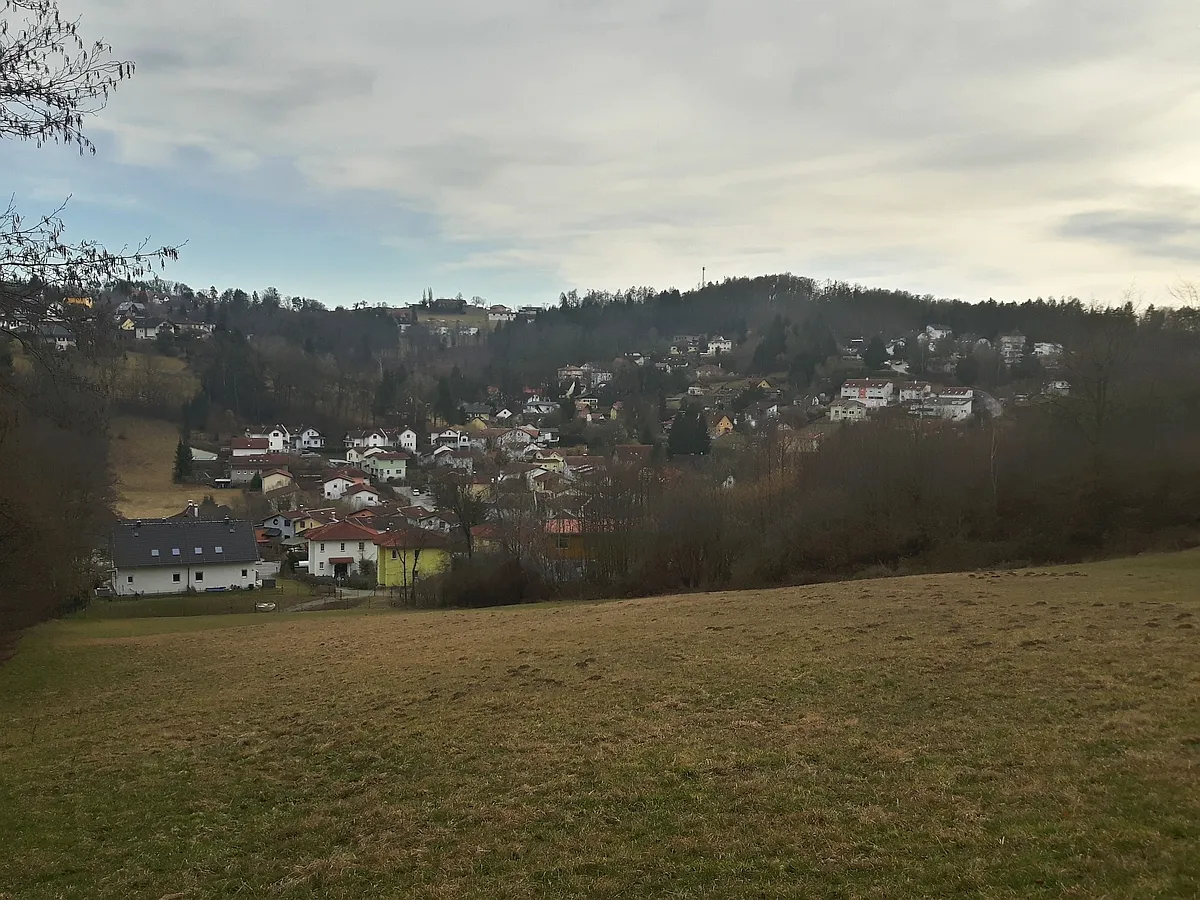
[{"left": 108, "top": 518, "right": 260, "bottom": 596}]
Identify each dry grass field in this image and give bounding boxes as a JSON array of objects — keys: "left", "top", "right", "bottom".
[
  {"left": 1, "top": 552, "right": 1197, "bottom": 899},
  {"left": 110, "top": 414, "right": 226, "bottom": 517}
]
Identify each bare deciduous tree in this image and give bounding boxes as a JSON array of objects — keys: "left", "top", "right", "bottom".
[{"left": 1, "top": 0, "right": 178, "bottom": 368}]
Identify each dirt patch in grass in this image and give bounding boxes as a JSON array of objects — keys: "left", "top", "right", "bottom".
[{"left": 1, "top": 552, "right": 1198, "bottom": 898}]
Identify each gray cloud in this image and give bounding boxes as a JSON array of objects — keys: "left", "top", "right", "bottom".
[
  {"left": 60, "top": 0, "right": 1200, "bottom": 299},
  {"left": 1060, "top": 210, "right": 1200, "bottom": 262}
]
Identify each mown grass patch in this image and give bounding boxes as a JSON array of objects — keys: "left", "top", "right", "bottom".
[{"left": 1, "top": 553, "right": 1197, "bottom": 898}]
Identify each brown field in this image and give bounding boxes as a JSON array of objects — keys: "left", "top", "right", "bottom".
[
  {"left": 1, "top": 552, "right": 1197, "bottom": 898},
  {"left": 110, "top": 414, "right": 230, "bottom": 517}
]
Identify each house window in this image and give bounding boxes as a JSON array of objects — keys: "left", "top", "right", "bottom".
[
  {"left": 194, "top": 547, "right": 202, "bottom": 555},
  {"left": 241, "top": 569, "right": 248, "bottom": 577},
  {"left": 150, "top": 549, "right": 160, "bottom": 557},
  {"left": 391, "top": 549, "right": 399, "bottom": 559},
  {"left": 173, "top": 573, "right": 181, "bottom": 583},
  {"left": 340, "top": 543, "right": 346, "bottom": 551},
  {"left": 172, "top": 548, "right": 180, "bottom": 556},
  {"left": 556, "top": 536, "right": 570, "bottom": 550},
  {"left": 194, "top": 571, "right": 204, "bottom": 582},
  {"left": 127, "top": 575, "right": 134, "bottom": 583},
  {"left": 319, "top": 562, "right": 324, "bottom": 570},
  {"left": 358, "top": 542, "right": 364, "bottom": 551},
  {"left": 215, "top": 546, "right": 223, "bottom": 554},
  {"left": 320, "top": 543, "right": 326, "bottom": 552}
]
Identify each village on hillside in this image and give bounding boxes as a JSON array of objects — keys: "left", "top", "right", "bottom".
[{"left": 100, "top": 296, "right": 1077, "bottom": 604}]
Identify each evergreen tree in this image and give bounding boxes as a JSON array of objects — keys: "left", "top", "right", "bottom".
[
  {"left": 669, "top": 405, "right": 711, "bottom": 456},
  {"left": 863, "top": 336, "right": 890, "bottom": 371},
  {"left": 172, "top": 433, "right": 193, "bottom": 483}
]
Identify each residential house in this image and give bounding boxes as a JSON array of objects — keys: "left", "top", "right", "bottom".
[
  {"left": 344, "top": 427, "right": 396, "bottom": 451},
  {"left": 705, "top": 335, "right": 733, "bottom": 356},
  {"left": 109, "top": 518, "right": 259, "bottom": 596},
  {"left": 708, "top": 413, "right": 735, "bottom": 438},
  {"left": 258, "top": 511, "right": 303, "bottom": 541},
  {"left": 431, "top": 428, "right": 472, "bottom": 450},
  {"left": 134, "top": 318, "right": 172, "bottom": 341},
  {"left": 581, "top": 362, "right": 613, "bottom": 388},
  {"left": 488, "top": 305, "right": 516, "bottom": 322},
  {"left": 174, "top": 319, "right": 215, "bottom": 338},
  {"left": 361, "top": 451, "right": 409, "bottom": 483},
  {"left": 292, "top": 426, "right": 325, "bottom": 451},
  {"left": 231, "top": 437, "right": 271, "bottom": 458},
  {"left": 830, "top": 398, "right": 868, "bottom": 422},
  {"left": 115, "top": 300, "right": 147, "bottom": 318},
  {"left": 1033, "top": 342, "right": 1064, "bottom": 359},
  {"left": 375, "top": 527, "right": 453, "bottom": 588},
  {"left": 1045, "top": 379, "right": 1071, "bottom": 397},
  {"left": 305, "top": 521, "right": 380, "bottom": 579},
  {"left": 524, "top": 400, "right": 559, "bottom": 417},
  {"left": 465, "top": 415, "right": 492, "bottom": 432},
  {"left": 910, "top": 388, "right": 975, "bottom": 421},
  {"left": 497, "top": 427, "right": 536, "bottom": 450},
  {"left": 545, "top": 516, "right": 585, "bottom": 560},
  {"left": 461, "top": 402, "right": 493, "bottom": 419},
  {"left": 840, "top": 379, "right": 895, "bottom": 409},
  {"left": 345, "top": 483, "right": 383, "bottom": 511},
  {"left": 430, "top": 296, "right": 466, "bottom": 313},
  {"left": 998, "top": 333, "right": 1027, "bottom": 365},
  {"left": 260, "top": 469, "right": 294, "bottom": 494},
  {"left": 229, "top": 454, "right": 292, "bottom": 485},
  {"left": 899, "top": 382, "right": 933, "bottom": 403},
  {"left": 693, "top": 364, "right": 727, "bottom": 381},
  {"left": 38, "top": 325, "right": 76, "bottom": 351},
  {"left": 533, "top": 451, "right": 566, "bottom": 474},
  {"left": 323, "top": 468, "right": 371, "bottom": 500},
  {"left": 470, "top": 524, "right": 503, "bottom": 554}
]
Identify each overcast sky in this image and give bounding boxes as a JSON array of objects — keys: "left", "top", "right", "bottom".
[{"left": 5, "top": 0, "right": 1200, "bottom": 307}]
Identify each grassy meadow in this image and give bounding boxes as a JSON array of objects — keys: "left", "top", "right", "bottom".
[
  {"left": 1, "top": 552, "right": 1197, "bottom": 899},
  {"left": 110, "top": 414, "right": 228, "bottom": 518}
]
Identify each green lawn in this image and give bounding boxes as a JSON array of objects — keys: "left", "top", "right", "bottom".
[
  {"left": 1, "top": 553, "right": 1198, "bottom": 898},
  {"left": 74, "top": 579, "right": 315, "bottom": 619}
]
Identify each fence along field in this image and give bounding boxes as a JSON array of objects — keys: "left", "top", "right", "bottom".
[{"left": 1, "top": 551, "right": 1197, "bottom": 899}]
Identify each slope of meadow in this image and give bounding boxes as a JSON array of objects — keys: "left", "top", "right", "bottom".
[
  {"left": 109, "top": 414, "right": 216, "bottom": 518},
  {"left": 1, "top": 553, "right": 1197, "bottom": 899}
]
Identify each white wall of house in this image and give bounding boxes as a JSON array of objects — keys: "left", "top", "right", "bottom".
[
  {"left": 261, "top": 472, "right": 293, "bottom": 493},
  {"left": 840, "top": 381, "right": 894, "bottom": 408},
  {"left": 348, "top": 490, "right": 382, "bottom": 510},
  {"left": 294, "top": 428, "right": 325, "bottom": 450},
  {"left": 830, "top": 402, "right": 867, "bottom": 422},
  {"left": 324, "top": 477, "right": 358, "bottom": 500},
  {"left": 231, "top": 446, "right": 267, "bottom": 458},
  {"left": 113, "top": 563, "right": 257, "bottom": 596},
  {"left": 366, "top": 459, "right": 407, "bottom": 482},
  {"left": 261, "top": 514, "right": 297, "bottom": 539},
  {"left": 307, "top": 537, "right": 377, "bottom": 576}
]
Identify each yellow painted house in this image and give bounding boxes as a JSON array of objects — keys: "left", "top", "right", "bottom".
[
  {"left": 375, "top": 529, "right": 452, "bottom": 588},
  {"left": 465, "top": 416, "right": 491, "bottom": 431},
  {"left": 708, "top": 413, "right": 735, "bottom": 437}
]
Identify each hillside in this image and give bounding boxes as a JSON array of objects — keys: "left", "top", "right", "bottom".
[
  {"left": 2, "top": 552, "right": 1197, "bottom": 898},
  {"left": 110, "top": 414, "right": 220, "bottom": 517}
]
